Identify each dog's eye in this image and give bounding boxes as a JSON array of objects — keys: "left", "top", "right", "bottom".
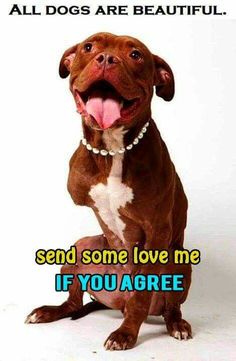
[
  {"left": 130, "top": 50, "right": 142, "bottom": 60},
  {"left": 84, "top": 43, "right": 92, "bottom": 52}
]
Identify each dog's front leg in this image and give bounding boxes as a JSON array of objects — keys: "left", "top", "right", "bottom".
[{"left": 104, "top": 290, "right": 152, "bottom": 350}]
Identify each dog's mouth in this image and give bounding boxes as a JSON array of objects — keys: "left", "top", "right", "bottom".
[{"left": 74, "top": 80, "right": 140, "bottom": 129}]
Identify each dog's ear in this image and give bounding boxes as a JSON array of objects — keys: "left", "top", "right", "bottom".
[
  {"left": 59, "top": 44, "right": 79, "bottom": 78},
  {"left": 153, "top": 55, "right": 175, "bottom": 101}
]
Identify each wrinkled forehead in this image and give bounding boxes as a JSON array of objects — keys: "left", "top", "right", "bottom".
[{"left": 81, "top": 32, "right": 152, "bottom": 55}]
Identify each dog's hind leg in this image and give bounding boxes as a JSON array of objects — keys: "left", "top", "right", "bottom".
[
  {"left": 25, "top": 264, "right": 84, "bottom": 323},
  {"left": 25, "top": 234, "right": 111, "bottom": 324}
]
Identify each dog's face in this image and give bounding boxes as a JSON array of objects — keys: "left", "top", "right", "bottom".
[{"left": 59, "top": 32, "right": 174, "bottom": 130}]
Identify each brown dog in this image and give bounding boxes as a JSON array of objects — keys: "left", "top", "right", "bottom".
[{"left": 26, "top": 32, "right": 192, "bottom": 350}]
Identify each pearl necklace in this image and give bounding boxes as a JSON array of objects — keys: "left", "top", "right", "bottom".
[{"left": 81, "top": 121, "right": 150, "bottom": 156}]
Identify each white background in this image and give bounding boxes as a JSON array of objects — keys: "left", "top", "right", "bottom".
[{"left": 0, "top": 1, "right": 236, "bottom": 360}]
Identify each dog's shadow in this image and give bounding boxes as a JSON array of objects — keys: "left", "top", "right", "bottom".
[{"left": 102, "top": 310, "right": 164, "bottom": 324}]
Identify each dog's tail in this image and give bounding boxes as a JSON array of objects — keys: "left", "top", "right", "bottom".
[{"left": 70, "top": 299, "right": 110, "bottom": 320}]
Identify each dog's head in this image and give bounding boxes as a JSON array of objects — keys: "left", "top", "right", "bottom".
[{"left": 59, "top": 32, "right": 174, "bottom": 130}]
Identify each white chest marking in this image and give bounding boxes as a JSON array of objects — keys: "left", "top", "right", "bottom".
[{"left": 89, "top": 128, "right": 134, "bottom": 242}]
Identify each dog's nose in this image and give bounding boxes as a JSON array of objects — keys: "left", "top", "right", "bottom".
[
  {"left": 106, "top": 54, "right": 119, "bottom": 64},
  {"left": 95, "top": 53, "right": 120, "bottom": 66}
]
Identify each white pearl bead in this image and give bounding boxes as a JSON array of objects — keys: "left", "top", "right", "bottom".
[
  {"left": 118, "top": 148, "right": 125, "bottom": 154},
  {"left": 142, "top": 127, "right": 147, "bottom": 133},
  {"left": 138, "top": 133, "right": 144, "bottom": 139},
  {"left": 86, "top": 144, "right": 92, "bottom": 150},
  {"left": 109, "top": 150, "right": 116, "bottom": 156},
  {"left": 82, "top": 138, "right": 87, "bottom": 145},
  {"left": 92, "top": 148, "right": 99, "bottom": 154},
  {"left": 126, "top": 144, "right": 133, "bottom": 150},
  {"left": 133, "top": 138, "right": 139, "bottom": 145},
  {"left": 145, "top": 122, "right": 149, "bottom": 127},
  {"left": 100, "top": 149, "right": 108, "bottom": 156}
]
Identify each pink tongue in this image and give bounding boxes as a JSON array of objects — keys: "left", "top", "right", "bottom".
[{"left": 86, "top": 96, "right": 121, "bottom": 129}]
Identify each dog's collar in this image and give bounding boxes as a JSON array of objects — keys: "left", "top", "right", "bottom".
[{"left": 81, "top": 121, "right": 150, "bottom": 156}]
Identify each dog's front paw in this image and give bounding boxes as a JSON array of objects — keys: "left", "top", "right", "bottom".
[
  {"left": 167, "top": 319, "right": 192, "bottom": 340},
  {"left": 104, "top": 328, "right": 137, "bottom": 350}
]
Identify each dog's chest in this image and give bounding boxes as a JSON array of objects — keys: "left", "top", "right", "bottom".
[{"left": 89, "top": 128, "right": 134, "bottom": 242}]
